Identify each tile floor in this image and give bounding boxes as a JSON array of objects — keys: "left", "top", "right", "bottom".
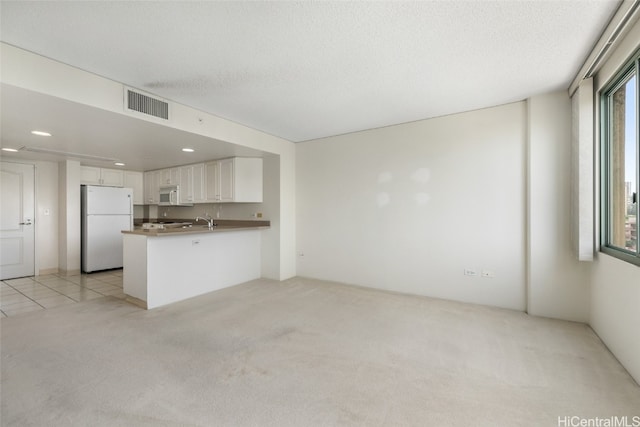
[{"left": 0, "top": 269, "right": 126, "bottom": 318}]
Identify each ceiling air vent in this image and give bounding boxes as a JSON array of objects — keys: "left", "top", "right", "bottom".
[{"left": 124, "top": 87, "right": 169, "bottom": 120}]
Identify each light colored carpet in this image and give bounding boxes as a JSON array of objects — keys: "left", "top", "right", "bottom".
[{"left": 1, "top": 277, "right": 639, "bottom": 426}]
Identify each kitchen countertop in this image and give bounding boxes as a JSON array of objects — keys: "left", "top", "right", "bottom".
[
  {"left": 124, "top": 219, "right": 270, "bottom": 237},
  {"left": 123, "top": 224, "right": 269, "bottom": 237}
]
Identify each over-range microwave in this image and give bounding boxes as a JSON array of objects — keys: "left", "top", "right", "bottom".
[{"left": 158, "top": 185, "right": 193, "bottom": 207}]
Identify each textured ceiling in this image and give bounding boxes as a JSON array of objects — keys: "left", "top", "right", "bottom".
[{"left": 0, "top": 0, "right": 620, "bottom": 142}]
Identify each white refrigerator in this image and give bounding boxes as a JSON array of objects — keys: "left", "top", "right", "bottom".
[{"left": 81, "top": 185, "right": 133, "bottom": 273}]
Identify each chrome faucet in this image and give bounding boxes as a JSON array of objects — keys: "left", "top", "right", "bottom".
[{"left": 195, "top": 213, "right": 216, "bottom": 230}]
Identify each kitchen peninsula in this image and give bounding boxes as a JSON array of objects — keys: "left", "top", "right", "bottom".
[{"left": 122, "top": 220, "right": 269, "bottom": 309}]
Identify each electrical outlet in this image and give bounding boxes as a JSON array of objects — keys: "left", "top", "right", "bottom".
[
  {"left": 481, "top": 270, "right": 495, "bottom": 278},
  {"left": 464, "top": 268, "right": 478, "bottom": 276}
]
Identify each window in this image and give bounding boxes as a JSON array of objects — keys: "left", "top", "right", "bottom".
[{"left": 601, "top": 51, "right": 639, "bottom": 266}]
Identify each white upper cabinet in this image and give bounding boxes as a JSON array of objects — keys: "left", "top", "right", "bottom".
[
  {"left": 206, "top": 159, "right": 234, "bottom": 202},
  {"left": 205, "top": 157, "right": 262, "bottom": 203},
  {"left": 192, "top": 163, "right": 206, "bottom": 203},
  {"left": 123, "top": 171, "right": 144, "bottom": 205},
  {"left": 142, "top": 157, "right": 262, "bottom": 205},
  {"left": 159, "top": 168, "right": 179, "bottom": 186},
  {"left": 179, "top": 165, "right": 194, "bottom": 204},
  {"left": 101, "top": 168, "right": 125, "bottom": 187},
  {"left": 143, "top": 170, "right": 160, "bottom": 204},
  {"left": 205, "top": 161, "right": 221, "bottom": 202},
  {"left": 218, "top": 158, "right": 234, "bottom": 202},
  {"left": 80, "top": 166, "right": 101, "bottom": 185},
  {"left": 178, "top": 163, "right": 207, "bottom": 204},
  {"left": 81, "top": 166, "right": 124, "bottom": 187}
]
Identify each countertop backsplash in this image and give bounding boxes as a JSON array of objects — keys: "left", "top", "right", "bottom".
[{"left": 136, "top": 202, "right": 267, "bottom": 223}]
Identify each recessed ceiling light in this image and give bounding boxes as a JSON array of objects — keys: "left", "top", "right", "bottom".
[
  {"left": 114, "top": 162, "right": 125, "bottom": 166},
  {"left": 182, "top": 148, "right": 194, "bottom": 152},
  {"left": 2, "top": 148, "right": 19, "bottom": 152},
  {"left": 31, "top": 130, "right": 52, "bottom": 137}
]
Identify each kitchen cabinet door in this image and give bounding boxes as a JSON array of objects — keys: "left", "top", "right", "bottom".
[
  {"left": 81, "top": 166, "right": 124, "bottom": 187},
  {"left": 192, "top": 163, "right": 206, "bottom": 203},
  {"left": 124, "top": 171, "right": 144, "bottom": 205},
  {"left": 179, "top": 166, "right": 194, "bottom": 204},
  {"left": 205, "top": 161, "right": 220, "bottom": 202},
  {"left": 80, "top": 166, "right": 102, "bottom": 185},
  {"left": 159, "top": 169, "right": 170, "bottom": 186},
  {"left": 232, "top": 158, "right": 263, "bottom": 202},
  {"left": 171, "top": 168, "right": 180, "bottom": 186},
  {"left": 204, "top": 158, "right": 262, "bottom": 203},
  {"left": 144, "top": 171, "right": 160, "bottom": 204},
  {"left": 159, "top": 167, "right": 180, "bottom": 186},
  {"left": 218, "top": 158, "right": 234, "bottom": 202},
  {"left": 101, "top": 168, "right": 124, "bottom": 187}
]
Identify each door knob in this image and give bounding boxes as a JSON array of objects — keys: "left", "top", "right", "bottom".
[{"left": 19, "top": 221, "right": 32, "bottom": 226}]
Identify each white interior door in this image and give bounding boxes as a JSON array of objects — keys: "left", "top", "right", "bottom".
[{"left": 1, "top": 162, "right": 35, "bottom": 279}]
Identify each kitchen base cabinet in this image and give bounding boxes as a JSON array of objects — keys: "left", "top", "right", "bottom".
[{"left": 122, "top": 229, "right": 261, "bottom": 309}]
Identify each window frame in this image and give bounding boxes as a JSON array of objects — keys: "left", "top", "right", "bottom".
[{"left": 600, "top": 50, "right": 640, "bottom": 267}]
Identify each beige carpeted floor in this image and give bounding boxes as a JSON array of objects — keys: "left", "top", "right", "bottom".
[{"left": 1, "top": 277, "right": 639, "bottom": 426}]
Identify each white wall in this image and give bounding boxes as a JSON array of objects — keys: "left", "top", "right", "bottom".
[
  {"left": 259, "top": 154, "right": 281, "bottom": 279},
  {"left": 527, "top": 92, "right": 591, "bottom": 322},
  {"left": 588, "top": 15, "right": 640, "bottom": 385},
  {"left": 590, "top": 255, "right": 640, "bottom": 383},
  {"left": 297, "top": 94, "right": 594, "bottom": 320},
  {"left": 34, "top": 161, "right": 59, "bottom": 274},
  {"left": 58, "top": 160, "right": 81, "bottom": 275},
  {"left": 297, "top": 103, "right": 527, "bottom": 310}
]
